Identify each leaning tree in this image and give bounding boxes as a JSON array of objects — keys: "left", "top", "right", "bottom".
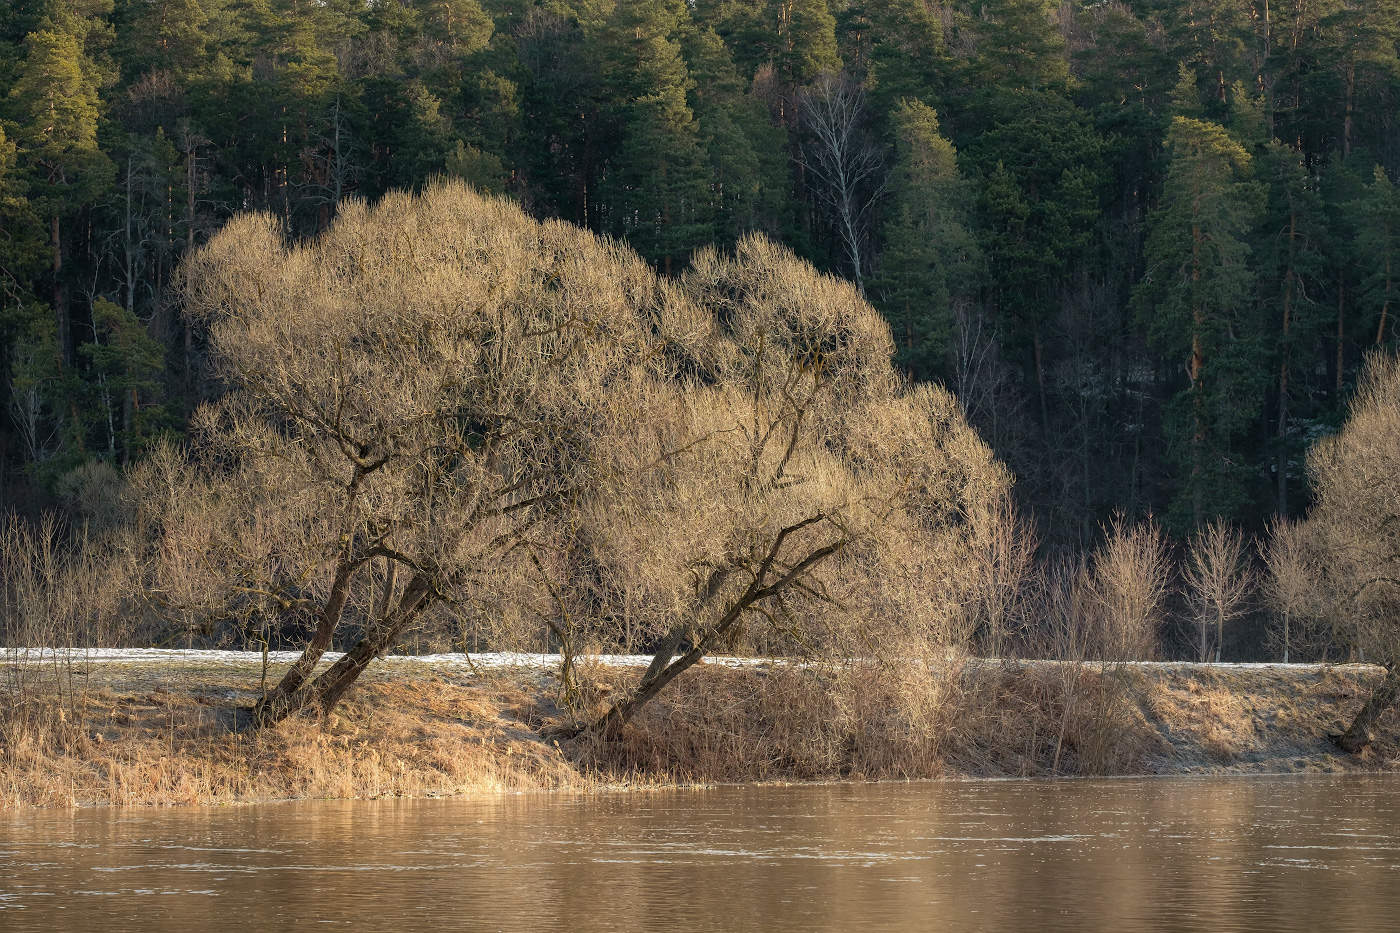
[{"left": 553, "top": 235, "right": 1012, "bottom": 736}]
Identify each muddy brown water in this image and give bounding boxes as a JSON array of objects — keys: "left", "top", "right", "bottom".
[{"left": 3, "top": 776, "right": 1400, "bottom": 931}]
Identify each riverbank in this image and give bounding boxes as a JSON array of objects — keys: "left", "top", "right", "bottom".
[{"left": 2, "top": 652, "right": 1396, "bottom": 808}]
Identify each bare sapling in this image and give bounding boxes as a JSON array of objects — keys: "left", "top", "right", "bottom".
[
  {"left": 1086, "top": 514, "right": 1170, "bottom": 661},
  {"left": 968, "top": 498, "right": 1038, "bottom": 659},
  {"left": 1182, "top": 520, "right": 1253, "bottom": 662},
  {"left": 1261, "top": 517, "right": 1320, "bottom": 664}
]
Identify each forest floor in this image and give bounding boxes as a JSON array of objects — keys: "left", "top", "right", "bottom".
[{"left": 2, "top": 651, "right": 1396, "bottom": 809}]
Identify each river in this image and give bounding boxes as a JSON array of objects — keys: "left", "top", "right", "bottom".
[{"left": 3, "top": 776, "right": 1398, "bottom": 931}]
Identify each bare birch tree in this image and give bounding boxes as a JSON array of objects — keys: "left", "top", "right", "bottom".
[
  {"left": 1261, "top": 517, "right": 1320, "bottom": 664},
  {"left": 798, "top": 73, "right": 884, "bottom": 295}
]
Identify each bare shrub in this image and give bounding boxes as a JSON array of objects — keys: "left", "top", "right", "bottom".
[
  {"left": 1182, "top": 520, "right": 1254, "bottom": 662},
  {"left": 1261, "top": 517, "right": 1323, "bottom": 663},
  {"left": 1085, "top": 515, "right": 1170, "bottom": 661},
  {"left": 0, "top": 514, "right": 140, "bottom": 757},
  {"left": 1016, "top": 517, "right": 1168, "bottom": 775},
  {"left": 967, "top": 498, "right": 1038, "bottom": 659},
  {"left": 1301, "top": 352, "right": 1400, "bottom": 751}
]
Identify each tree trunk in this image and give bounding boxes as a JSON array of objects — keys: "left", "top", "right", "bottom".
[
  {"left": 1034, "top": 328, "right": 1050, "bottom": 437},
  {"left": 250, "top": 558, "right": 361, "bottom": 725},
  {"left": 1190, "top": 220, "right": 1205, "bottom": 527},
  {"left": 1336, "top": 280, "right": 1345, "bottom": 398},
  {"left": 1343, "top": 61, "right": 1354, "bottom": 161},
  {"left": 185, "top": 144, "right": 197, "bottom": 395},
  {"left": 1278, "top": 213, "right": 1295, "bottom": 515},
  {"left": 52, "top": 215, "right": 70, "bottom": 371},
  {"left": 1377, "top": 253, "right": 1392, "bottom": 345},
  {"left": 1336, "top": 665, "right": 1400, "bottom": 754},
  {"left": 246, "top": 573, "right": 433, "bottom": 729},
  {"left": 1190, "top": 326, "right": 1205, "bottom": 528},
  {"left": 310, "top": 575, "right": 433, "bottom": 714},
  {"left": 599, "top": 638, "right": 709, "bottom": 738}
]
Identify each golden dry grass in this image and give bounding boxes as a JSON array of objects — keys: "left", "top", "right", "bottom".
[
  {"left": 3, "top": 659, "right": 1397, "bottom": 809},
  {"left": 1, "top": 669, "right": 582, "bottom": 808}
]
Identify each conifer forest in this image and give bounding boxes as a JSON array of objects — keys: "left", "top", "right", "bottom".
[{"left": 1, "top": 0, "right": 1398, "bottom": 544}]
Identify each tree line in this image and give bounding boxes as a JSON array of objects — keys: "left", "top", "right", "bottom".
[{"left": 2, "top": 0, "right": 1399, "bottom": 542}]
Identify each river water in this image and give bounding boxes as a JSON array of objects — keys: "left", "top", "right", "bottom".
[{"left": 3, "top": 776, "right": 1399, "bottom": 931}]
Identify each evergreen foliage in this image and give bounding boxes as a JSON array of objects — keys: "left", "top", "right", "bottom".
[{"left": 1, "top": 0, "right": 1399, "bottom": 540}]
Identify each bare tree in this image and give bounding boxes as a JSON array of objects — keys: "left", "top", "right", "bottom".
[
  {"left": 164, "top": 180, "right": 674, "bottom": 727},
  {"left": 156, "top": 180, "right": 1014, "bottom": 737},
  {"left": 565, "top": 236, "right": 1012, "bottom": 736},
  {"left": 798, "top": 73, "right": 884, "bottom": 295},
  {"left": 1301, "top": 352, "right": 1400, "bottom": 752},
  {"left": 1182, "top": 521, "right": 1254, "bottom": 663}
]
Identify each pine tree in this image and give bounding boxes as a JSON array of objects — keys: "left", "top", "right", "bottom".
[
  {"left": 7, "top": 23, "right": 115, "bottom": 369},
  {"left": 965, "top": 89, "right": 1104, "bottom": 431},
  {"left": 963, "top": 0, "right": 1069, "bottom": 93},
  {"left": 599, "top": 0, "right": 711, "bottom": 271},
  {"left": 1319, "top": 0, "right": 1400, "bottom": 160},
  {"left": 114, "top": 0, "right": 213, "bottom": 78},
  {"left": 771, "top": 0, "right": 838, "bottom": 87},
  {"left": 1258, "top": 140, "right": 1329, "bottom": 515},
  {"left": 1135, "top": 116, "right": 1264, "bottom": 526},
  {"left": 0, "top": 124, "right": 45, "bottom": 299},
  {"left": 1352, "top": 166, "right": 1400, "bottom": 347},
  {"left": 420, "top": 0, "right": 493, "bottom": 57},
  {"left": 684, "top": 25, "right": 788, "bottom": 246},
  {"left": 871, "top": 99, "right": 977, "bottom": 381},
  {"left": 860, "top": 0, "right": 945, "bottom": 116},
  {"left": 1157, "top": 0, "right": 1254, "bottom": 116},
  {"left": 77, "top": 297, "right": 169, "bottom": 463}
]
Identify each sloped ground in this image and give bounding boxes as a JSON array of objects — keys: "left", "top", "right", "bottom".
[
  {"left": 1126, "top": 663, "right": 1397, "bottom": 773},
  {"left": 1, "top": 652, "right": 1395, "bottom": 809}
]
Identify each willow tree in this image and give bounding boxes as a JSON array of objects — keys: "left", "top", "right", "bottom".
[
  {"left": 165, "top": 180, "right": 670, "bottom": 726},
  {"left": 561, "top": 236, "right": 1012, "bottom": 736},
  {"left": 160, "top": 178, "right": 1010, "bottom": 732},
  {"left": 1303, "top": 352, "right": 1400, "bottom": 753}
]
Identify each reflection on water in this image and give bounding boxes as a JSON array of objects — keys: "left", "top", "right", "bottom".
[{"left": 3, "top": 775, "right": 1399, "bottom": 931}]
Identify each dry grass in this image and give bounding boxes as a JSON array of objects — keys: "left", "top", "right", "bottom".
[
  {"left": 3, "top": 659, "right": 1397, "bottom": 809},
  {"left": 1, "top": 666, "right": 582, "bottom": 809}
]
